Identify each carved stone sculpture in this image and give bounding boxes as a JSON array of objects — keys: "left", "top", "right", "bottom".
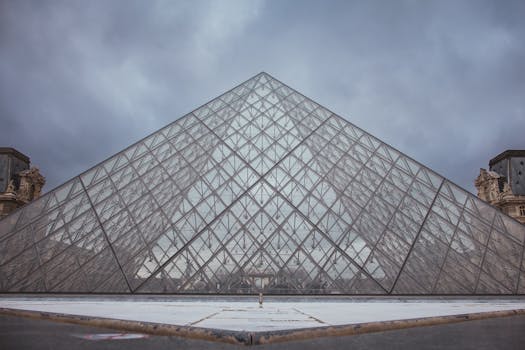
[
  {"left": 17, "top": 167, "right": 45, "bottom": 202},
  {"left": 475, "top": 168, "right": 525, "bottom": 224},
  {"left": 5, "top": 180, "right": 16, "bottom": 194},
  {"left": 0, "top": 166, "right": 46, "bottom": 218}
]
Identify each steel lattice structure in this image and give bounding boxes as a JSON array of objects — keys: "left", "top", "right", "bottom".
[{"left": 1, "top": 72, "right": 525, "bottom": 294}]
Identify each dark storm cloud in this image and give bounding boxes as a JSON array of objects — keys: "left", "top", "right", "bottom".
[{"left": 0, "top": 0, "right": 524, "bottom": 193}]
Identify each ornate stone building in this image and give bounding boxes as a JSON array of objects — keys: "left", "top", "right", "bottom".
[
  {"left": 475, "top": 150, "right": 525, "bottom": 224},
  {"left": 0, "top": 147, "right": 45, "bottom": 218}
]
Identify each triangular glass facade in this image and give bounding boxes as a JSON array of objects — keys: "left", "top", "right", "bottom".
[{"left": 1, "top": 72, "right": 525, "bottom": 294}]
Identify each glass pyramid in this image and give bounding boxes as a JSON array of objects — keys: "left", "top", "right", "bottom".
[{"left": 1, "top": 72, "right": 525, "bottom": 295}]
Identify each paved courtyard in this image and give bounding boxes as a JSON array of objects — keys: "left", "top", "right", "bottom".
[{"left": 1, "top": 296, "right": 525, "bottom": 332}]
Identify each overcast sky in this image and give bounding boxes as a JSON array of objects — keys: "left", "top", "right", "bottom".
[{"left": 1, "top": 0, "right": 524, "bottom": 194}]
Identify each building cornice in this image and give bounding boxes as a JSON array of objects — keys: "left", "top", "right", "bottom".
[
  {"left": 0, "top": 147, "right": 30, "bottom": 163},
  {"left": 489, "top": 150, "right": 525, "bottom": 167}
]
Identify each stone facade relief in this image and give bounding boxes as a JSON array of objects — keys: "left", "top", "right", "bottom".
[
  {"left": 475, "top": 167, "right": 525, "bottom": 224},
  {"left": 0, "top": 159, "right": 45, "bottom": 218},
  {"left": 17, "top": 167, "right": 46, "bottom": 202}
]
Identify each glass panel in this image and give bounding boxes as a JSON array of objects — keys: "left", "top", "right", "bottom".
[
  {"left": 400, "top": 230, "right": 448, "bottom": 292},
  {"left": 364, "top": 250, "right": 402, "bottom": 291},
  {"left": 439, "top": 249, "right": 479, "bottom": 292},
  {"left": 434, "top": 270, "right": 471, "bottom": 294}
]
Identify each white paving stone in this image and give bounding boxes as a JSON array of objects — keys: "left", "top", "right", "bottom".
[{"left": 1, "top": 298, "right": 525, "bottom": 331}]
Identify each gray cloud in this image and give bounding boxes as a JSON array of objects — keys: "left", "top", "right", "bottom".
[{"left": 1, "top": 0, "right": 524, "bottom": 194}]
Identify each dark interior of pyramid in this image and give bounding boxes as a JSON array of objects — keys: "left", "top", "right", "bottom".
[{"left": 1, "top": 72, "right": 525, "bottom": 295}]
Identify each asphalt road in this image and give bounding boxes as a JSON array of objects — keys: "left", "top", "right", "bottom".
[{"left": 1, "top": 314, "right": 525, "bottom": 349}]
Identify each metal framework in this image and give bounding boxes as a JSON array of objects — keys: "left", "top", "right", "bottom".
[{"left": 1, "top": 72, "right": 525, "bottom": 294}]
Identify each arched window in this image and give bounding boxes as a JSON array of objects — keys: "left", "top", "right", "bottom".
[{"left": 519, "top": 205, "right": 525, "bottom": 217}]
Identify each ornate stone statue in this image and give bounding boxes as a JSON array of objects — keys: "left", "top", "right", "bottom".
[
  {"left": 0, "top": 148, "right": 45, "bottom": 218},
  {"left": 475, "top": 168, "right": 504, "bottom": 204},
  {"left": 475, "top": 167, "right": 525, "bottom": 224},
  {"left": 17, "top": 167, "right": 46, "bottom": 203},
  {"left": 5, "top": 180, "right": 16, "bottom": 194}
]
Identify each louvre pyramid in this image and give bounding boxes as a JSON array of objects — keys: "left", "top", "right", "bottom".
[{"left": 2, "top": 72, "right": 525, "bottom": 295}]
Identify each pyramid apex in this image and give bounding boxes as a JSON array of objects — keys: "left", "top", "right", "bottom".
[{"left": 256, "top": 71, "right": 274, "bottom": 78}]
